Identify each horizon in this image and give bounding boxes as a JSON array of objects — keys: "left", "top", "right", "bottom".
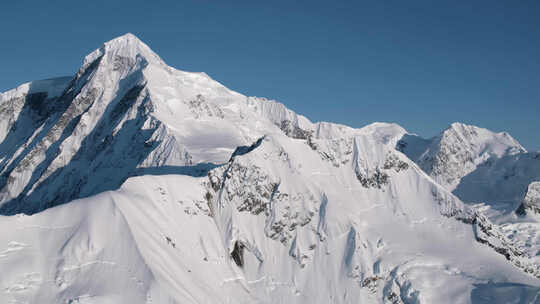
[{"left": 1, "top": 1, "right": 538, "bottom": 150}]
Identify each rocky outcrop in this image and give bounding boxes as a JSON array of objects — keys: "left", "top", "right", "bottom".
[
  {"left": 354, "top": 153, "right": 409, "bottom": 189},
  {"left": 472, "top": 213, "right": 539, "bottom": 278},
  {"left": 207, "top": 139, "right": 317, "bottom": 245}
]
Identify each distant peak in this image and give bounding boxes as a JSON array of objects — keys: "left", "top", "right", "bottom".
[
  {"left": 445, "top": 122, "right": 510, "bottom": 138},
  {"left": 440, "top": 122, "right": 526, "bottom": 153},
  {"left": 441, "top": 122, "right": 489, "bottom": 136}
]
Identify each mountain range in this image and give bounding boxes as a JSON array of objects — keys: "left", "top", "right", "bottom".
[{"left": 0, "top": 33, "right": 538, "bottom": 304}]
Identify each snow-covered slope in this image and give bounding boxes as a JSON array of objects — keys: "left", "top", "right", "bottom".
[
  {"left": 0, "top": 34, "right": 539, "bottom": 303},
  {"left": 398, "top": 123, "right": 540, "bottom": 285},
  {"left": 453, "top": 152, "right": 540, "bottom": 217}
]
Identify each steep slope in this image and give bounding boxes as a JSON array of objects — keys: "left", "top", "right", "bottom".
[
  {"left": 0, "top": 193, "right": 167, "bottom": 304},
  {"left": 453, "top": 152, "right": 540, "bottom": 218},
  {"left": 0, "top": 34, "right": 538, "bottom": 303},
  {"left": 0, "top": 76, "right": 71, "bottom": 143}
]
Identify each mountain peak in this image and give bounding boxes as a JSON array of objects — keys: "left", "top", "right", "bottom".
[
  {"left": 448, "top": 121, "right": 470, "bottom": 130},
  {"left": 109, "top": 32, "right": 139, "bottom": 42},
  {"left": 103, "top": 33, "right": 149, "bottom": 53},
  {"left": 442, "top": 122, "right": 525, "bottom": 153},
  {"left": 446, "top": 122, "right": 485, "bottom": 134},
  {"left": 398, "top": 122, "right": 527, "bottom": 190},
  {"left": 82, "top": 33, "right": 164, "bottom": 71}
]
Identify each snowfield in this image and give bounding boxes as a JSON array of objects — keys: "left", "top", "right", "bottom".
[{"left": 0, "top": 33, "right": 538, "bottom": 303}]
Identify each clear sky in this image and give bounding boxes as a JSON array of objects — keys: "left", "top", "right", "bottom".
[{"left": 1, "top": 0, "right": 539, "bottom": 150}]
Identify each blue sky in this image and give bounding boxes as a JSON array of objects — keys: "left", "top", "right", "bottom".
[{"left": 1, "top": 0, "right": 539, "bottom": 150}]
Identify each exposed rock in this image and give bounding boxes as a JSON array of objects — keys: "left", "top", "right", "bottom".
[
  {"left": 188, "top": 94, "right": 224, "bottom": 119},
  {"left": 383, "top": 154, "right": 409, "bottom": 172},
  {"left": 231, "top": 241, "right": 245, "bottom": 267},
  {"left": 279, "top": 120, "right": 312, "bottom": 140},
  {"left": 356, "top": 168, "right": 389, "bottom": 189},
  {"left": 472, "top": 213, "right": 539, "bottom": 278}
]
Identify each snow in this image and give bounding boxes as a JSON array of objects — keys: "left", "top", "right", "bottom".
[
  {"left": 0, "top": 33, "right": 539, "bottom": 303},
  {"left": 401, "top": 123, "right": 540, "bottom": 282},
  {"left": 400, "top": 122, "right": 526, "bottom": 191}
]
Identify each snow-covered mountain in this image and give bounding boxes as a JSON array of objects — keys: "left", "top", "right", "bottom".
[
  {"left": 397, "top": 122, "right": 526, "bottom": 191},
  {"left": 0, "top": 34, "right": 539, "bottom": 304}
]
